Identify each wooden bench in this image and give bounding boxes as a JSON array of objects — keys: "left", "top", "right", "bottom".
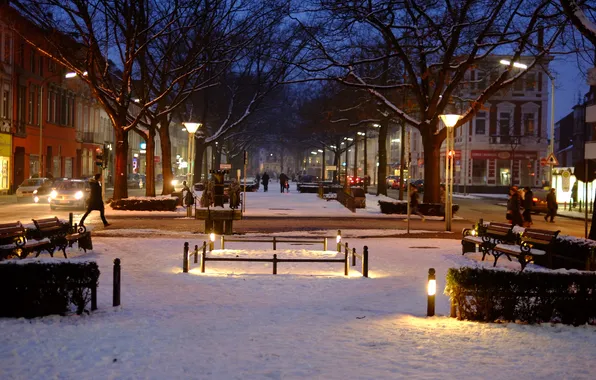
[
  {"left": 32, "top": 217, "right": 90, "bottom": 258},
  {"left": 491, "top": 228, "right": 560, "bottom": 271},
  {"left": 0, "top": 221, "right": 52, "bottom": 260},
  {"left": 462, "top": 222, "right": 516, "bottom": 262}
]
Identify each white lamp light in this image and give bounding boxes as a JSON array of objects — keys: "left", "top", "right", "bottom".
[
  {"left": 439, "top": 114, "right": 461, "bottom": 128},
  {"left": 182, "top": 122, "right": 202, "bottom": 134}
]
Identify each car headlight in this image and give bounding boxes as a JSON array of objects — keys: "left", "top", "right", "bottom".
[
  {"left": 50, "top": 190, "right": 58, "bottom": 199},
  {"left": 75, "top": 191, "right": 84, "bottom": 200},
  {"left": 33, "top": 196, "right": 39, "bottom": 203},
  {"left": 33, "top": 189, "right": 38, "bottom": 194}
]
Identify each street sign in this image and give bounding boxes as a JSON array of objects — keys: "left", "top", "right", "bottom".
[
  {"left": 220, "top": 163, "right": 232, "bottom": 169},
  {"left": 545, "top": 153, "right": 559, "bottom": 166},
  {"left": 540, "top": 158, "right": 547, "bottom": 166}
]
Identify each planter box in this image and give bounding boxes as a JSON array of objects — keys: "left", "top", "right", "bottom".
[{"left": 378, "top": 200, "right": 459, "bottom": 216}]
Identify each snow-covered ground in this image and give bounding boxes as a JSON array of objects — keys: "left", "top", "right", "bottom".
[{"left": 1, "top": 234, "right": 595, "bottom": 379}]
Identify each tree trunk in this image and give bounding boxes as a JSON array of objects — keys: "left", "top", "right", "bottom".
[
  {"left": 588, "top": 189, "right": 596, "bottom": 240},
  {"left": 376, "top": 120, "right": 389, "bottom": 196},
  {"left": 194, "top": 140, "right": 206, "bottom": 182},
  {"left": 113, "top": 127, "right": 129, "bottom": 200},
  {"left": 158, "top": 122, "right": 174, "bottom": 195},
  {"left": 280, "top": 145, "right": 284, "bottom": 173},
  {"left": 422, "top": 130, "right": 442, "bottom": 203},
  {"left": 214, "top": 145, "right": 221, "bottom": 172},
  {"left": 145, "top": 128, "right": 156, "bottom": 197}
]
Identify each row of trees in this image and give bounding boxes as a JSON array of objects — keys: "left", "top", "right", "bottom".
[{"left": 9, "top": 0, "right": 596, "bottom": 203}]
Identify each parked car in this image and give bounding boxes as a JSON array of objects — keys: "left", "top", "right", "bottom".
[
  {"left": 390, "top": 178, "right": 407, "bottom": 189},
  {"left": 16, "top": 178, "right": 52, "bottom": 203},
  {"left": 386, "top": 175, "right": 399, "bottom": 187},
  {"left": 528, "top": 188, "right": 549, "bottom": 214},
  {"left": 49, "top": 179, "right": 91, "bottom": 210},
  {"left": 240, "top": 177, "right": 259, "bottom": 192},
  {"left": 348, "top": 176, "right": 365, "bottom": 187},
  {"left": 127, "top": 173, "right": 145, "bottom": 189}
]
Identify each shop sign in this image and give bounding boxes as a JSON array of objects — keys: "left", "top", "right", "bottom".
[
  {"left": 471, "top": 150, "right": 538, "bottom": 160},
  {"left": 562, "top": 170, "right": 571, "bottom": 192}
]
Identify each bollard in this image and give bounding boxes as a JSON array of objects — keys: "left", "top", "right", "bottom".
[
  {"left": 450, "top": 298, "right": 457, "bottom": 318},
  {"left": 273, "top": 236, "right": 277, "bottom": 250},
  {"left": 69, "top": 212, "right": 73, "bottom": 228},
  {"left": 362, "top": 246, "right": 368, "bottom": 278},
  {"left": 564, "top": 201, "right": 567, "bottom": 211},
  {"left": 427, "top": 268, "right": 436, "bottom": 317},
  {"left": 273, "top": 254, "right": 278, "bottom": 275},
  {"left": 194, "top": 244, "right": 199, "bottom": 264},
  {"left": 324, "top": 237, "right": 328, "bottom": 251},
  {"left": 113, "top": 258, "right": 121, "bottom": 307},
  {"left": 186, "top": 205, "right": 192, "bottom": 217},
  {"left": 579, "top": 200, "right": 582, "bottom": 212},
  {"left": 344, "top": 248, "right": 349, "bottom": 276},
  {"left": 221, "top": 235, "right": 225, "bottom": 250},
  {"left": 352, "top": 247, "right": 356, "bottom": 266},
  {"left": 336, "top": 230, "right": 342, "bottom": 252},
  {"left": 200, "top": 242, "right": 206, "bottom": 273},
  {"left": 183, "top": 242, "right": 189, "bottom": 273},
  {"left": 209, "top": 232, "right": 215, "bottom": 251},
  {"left": 91, "top": 284, "right": 97, "bottom": 311}
]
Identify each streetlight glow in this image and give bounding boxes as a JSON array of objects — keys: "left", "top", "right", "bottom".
[
  {"left": 440, "top": 112, "right": 460, "bottom": 232},
  {"left": 182, "top": 122, "right": 202, "bottom": 134},
  {"left": 439, "top": 114, "right": 461, "bottom": 128},
  {"left": 182, "top": 122, "right": 202, "bottom": 192}
]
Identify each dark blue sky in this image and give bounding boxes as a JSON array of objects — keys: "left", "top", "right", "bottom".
[{"left": 551, "top": 57, "right": 591, "bottom": 124}]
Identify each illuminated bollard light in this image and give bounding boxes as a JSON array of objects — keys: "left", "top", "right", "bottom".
[
  {"left": 209, "top": 232, "right": 216, "bottom": 251},
  {"left": 427, "top": 268, "right": 436, "bottom": 317},
  {"left": 336, "top": 230, "right": 342, "bottom": 252}
]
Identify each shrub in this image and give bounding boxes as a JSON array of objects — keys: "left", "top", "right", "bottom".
[
  {"left": 0, "top": 261, "right": 100, "bottom": 318},
  {"left": 445, "top": 267, "right": 596, "bottom": 325},
  {"left": 110, "top": 196, "right": 178, "bottom": 211},
  {"left": 378, "top": 200, "right": 459, "bottom": 216}
]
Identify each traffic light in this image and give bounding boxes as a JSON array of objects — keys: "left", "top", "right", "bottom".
[{"left": 95, "top": 147, "right": 103, "bottom": 167}]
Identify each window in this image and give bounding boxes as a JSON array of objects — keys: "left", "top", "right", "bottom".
[
  {"left": 30, "top": 50, "right": 36, "bottom": 73},
  {"left": 523, "top": 113, "right": 535, "bottom": 135},
  {"left": 28, "top": 85, "right": 35, "bottom": 124},
  {"left": 17, "top": 85, "right": 26, "bottom": 123},
  {"left": 38, "top": 56, "right": 43, "bottom": 76},
  {"left": 499, "top": 112, "right": 511, "bottom": 136},
  {"left": 49, "top": 59, "right": 56, "bottom": 73},
  {"left": 3, "top": 32, "right": 11, "bottom": 64},
  {"left": 475, "top": 111, "right": 486, "bottom": 135},
  {"left": 513, "top": 77, "right": 524, "bottom": 92},
  {"left": 2, "top": 85, "right": 9, "bottom": 119},
  {"left": 525, "top": 73, "right": 536, "bottom": 91}
]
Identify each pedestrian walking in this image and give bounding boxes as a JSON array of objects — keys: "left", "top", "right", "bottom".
[
  {"left": 506, "top": 186, "right": 524, "bottom": 227},
  {"left": 571, "top": 181, "right": 578, "bottom": 209},
  {"left": 80, "top": 173, "right": 110, "bottom": 227},
  {"left": 404, "top": 184, "right": 425, "bottom": 222},
  {"left": 279, "top": 172, "right": 289, "bottom": 193},
  {"left": 182, "top": 181, "right": 194, "bottom": 207},
  {"left": 545, "top": 188, "right": 558, "bottom": 223},
  {"left": 261, "top": 172, "right": 270, "bottom": 192},
  {"left": 522, "top": 186, "right": 533, "bottom": 226}
]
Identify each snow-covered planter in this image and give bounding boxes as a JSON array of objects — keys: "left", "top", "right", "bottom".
[
  {"left": 378, "top": 200, "right": 459, "bottom": 216},
  {"left": 550, "top": 235, "right": 596, "bottom": 270},
  {"left": 0, "top": 261, "right": 99, "bottom": 318},
  {"left": 110, "top": 196, "right": 178, "bottom": 211},
  {"left": 445, "top": 267, "right": 596, "bottom": 325}
]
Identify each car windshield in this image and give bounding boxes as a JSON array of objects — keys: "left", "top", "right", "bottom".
[
  {"left": 20, "top": 179, "right": 44, "bottom": 187},
  {"left": 56, "top": 181, "right": 86, "bottom": 190}
]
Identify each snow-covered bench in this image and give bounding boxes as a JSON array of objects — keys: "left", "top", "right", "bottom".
[
  {"left": 0, "top": 221, "right": 52, "bottom": 260},
  {"left": 491, "top": 228, "right": 560, "bottom": 271},
  {"left": 462, "top": 222, "right": 516, "bottom": 261},
  {"left": 32, "top": 217, "right": 90, "bottom": 258}
]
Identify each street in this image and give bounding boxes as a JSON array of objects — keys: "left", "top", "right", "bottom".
[{"left": 0, "top": 187, "right": 590, "bottom": 239}]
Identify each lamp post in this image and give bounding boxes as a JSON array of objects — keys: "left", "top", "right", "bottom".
[
  {"left": 440, "top": 114, "right": 461, "bottom": 232},
  {"left": 182, "top": 122, "right": 202, "bottom": 187},
  {"left": 358, "top": 131, "right": 367, "bottom": 192},
  {"left": 547, "top": 73, "right": 555, "bottom": 188}
]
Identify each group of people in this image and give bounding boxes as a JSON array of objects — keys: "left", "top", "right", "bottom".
[
  {"left": 258, "top": 172, "right": 290, "bottom": 193},
  {"left": 506, "top": 186, "right": 558, "bottom": 227}
]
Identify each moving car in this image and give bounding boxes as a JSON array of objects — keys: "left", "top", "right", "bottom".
[
  {"left": 49, "top": 179, "right": 91, "bottom": 210},
  {"left": 16, "top": 178, "right": 51, "bottom": 203},
  {"left": 33, "top": 178, "right": 69, "bottom": 204},
  {"left": 390, "top": 178, "right": 407, "bottom": 189},
  {"left": 386, "top": 175, "right": 399, "bottom": 187}
]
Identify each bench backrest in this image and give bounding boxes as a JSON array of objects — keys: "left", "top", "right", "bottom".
[
  {"left": 485, "top": 222, "right": 513, "bottom": 237},
  {"left": 32, "top": 217, "right": 63, "bottom": 230},
  {"left": 0, "top": 221, "right": 26, "bottom": 244},
  {"left": 521, "top": 228, "right": 559, "bottom": 248}
]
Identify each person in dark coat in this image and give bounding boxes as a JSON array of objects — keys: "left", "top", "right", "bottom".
[
  {"left": 506, "top": 186, "right": 524, "bottom": 227},
  {"left": 545, "top": 188, "right": 558, "bottom": 223},
  {"left": 261, "top": 172, "right": 270, "bottom": 192},
  {"left": 404, "top": 184, "right": 425, "bottom": 222},
  {"left": 80, "top": 173, "right": 110, "bottom": 227},
  {"left": 182, "top": 181, "right": 194, "bottom": 207},
  {"left": 522, "top": 186, "right": 533, "bottom": 226},
  {"left": 279, "top": 172, "right": 289, "bottom": 193}
]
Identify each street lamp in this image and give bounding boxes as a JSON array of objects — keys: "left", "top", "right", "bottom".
[
  {"left": 182, "top": 122, "right": 202, "bottom": 187},
  {"left": 440, "top": 113, "right": 461, "bottom": 232}
]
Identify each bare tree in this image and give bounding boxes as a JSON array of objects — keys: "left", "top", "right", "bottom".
[{"left": 298, "top": 0, "right": 565, "bottom": 202}]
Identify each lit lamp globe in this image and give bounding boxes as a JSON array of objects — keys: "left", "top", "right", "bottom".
[
  {"left": 439, "top": 114, "right": 461, "bottom": 128},
  {"left": 182, "top": 122, "right": 202, "bottom": 134}
]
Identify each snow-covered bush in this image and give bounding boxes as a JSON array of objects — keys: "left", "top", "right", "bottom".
[{"left": 110, "top": 196, "right": 178, "bottom": 211}]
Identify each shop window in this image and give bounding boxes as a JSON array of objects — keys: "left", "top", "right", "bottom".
[
  {"left": 472, "top": 159, "right": 487, "bottom": 183},
  {"left": 523, "top": 113, "right": 535, "bottom": 136}
]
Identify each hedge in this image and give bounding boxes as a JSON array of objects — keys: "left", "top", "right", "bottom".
[
  {"left": 445, "top": 267, "right": 596, "bottom": 325},
  {"left": 110, "top": 196, "right": 178, "bottom": 211},
  {"left": 0, "top": 261, "right": 100, "bottom": 318},
  {"left": 378, "top": 200, "right": 459, "bottom": 216}
]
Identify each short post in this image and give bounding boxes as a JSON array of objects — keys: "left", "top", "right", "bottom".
[
  {"left": 352, "top": 247, "right": 356, "bottom": 266},
  {"left": 113, "top": 258, "right": 121, "bottom": 307},
  {"left": 362, "top": 246, "right": 368, "bottom": 278},
  {"left": 273, "top": 236, "right": 277, "bottom": 250},
  {"left": 183, "top": 242, "right": 189, "bottom": 273},
  {"left": 344, "top": 242, "right": 349, "bottom": 256},
  {"left": 336, "top": 230, "right": 342, "bottom": 252},
  {"left": 186, "top": 204, "right": 192, "bottom": 217},
  {"left": 273, "top": 254, "right": 278, "bottom": 274},
  {"left": 194, "top": 244, "right": 199, "bottom": 264},
  {"left": 209, "top": 232, "right": 215, "bottom": 251},
  {"left": 323, "top": 237, "right": 328, "bottom": 251},
  {"left": 344, "top": 249, "right": 349, "bottom": 276},
  {"left": 68, "top": 212, "right": 73, "bottom": 228},
  {"left": 427, "top": 268, "right": 436, "bottom": 317},
  {"left": 221, "top": 235, "right": 225, "bottom": 249},
  {"left": 91, "top": 284, "right": 97, "bottom": 311},
  {"left": 200, "top": 242, "right": 206, "bottom": 273}
]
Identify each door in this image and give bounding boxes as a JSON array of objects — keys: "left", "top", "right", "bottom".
[{"left": 13, "top": 146, "right": 25, "bottom": 192}]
